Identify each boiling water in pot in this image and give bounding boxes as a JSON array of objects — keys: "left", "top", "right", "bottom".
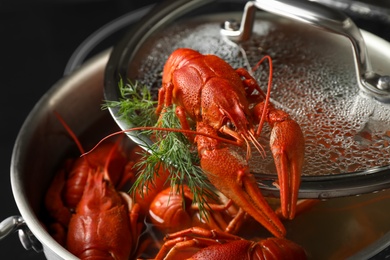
[{"left": 127, "top": 14, "right": 390, "bottom": 177}]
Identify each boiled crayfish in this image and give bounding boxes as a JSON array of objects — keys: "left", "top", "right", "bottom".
[
  {"left": 66, "top": 165, "right": 142, "bottom": 259},
  {"left": 156, "top": 48, "right": 305, "bottom": 237},
  {"left": 154, "top": 226, "right": 307, "bottom": 260},
  {"left": 148, "top": 184, "right": 246, "bottom": 234},
  {"left": 44, "top": 113, "right": 143, "bottom": 259}
]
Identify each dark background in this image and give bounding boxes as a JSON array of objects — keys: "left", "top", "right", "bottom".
[{"left": 0, "top": 0, "right": 389, "bottom": 259}]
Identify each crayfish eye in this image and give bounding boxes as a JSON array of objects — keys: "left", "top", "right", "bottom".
[{"left": 226, "top": 121, "right": 235, "bottom": 130}]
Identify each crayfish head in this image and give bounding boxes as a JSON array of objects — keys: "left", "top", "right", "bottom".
[
  {"left": 219, "top": 109, "right": 263, "bottom": 160},
  {"left": 201, "top": 80, "right": 264, "bottom": 159},
  {"left": 221, "top": 104, "right": 267, "bottom": 160}
]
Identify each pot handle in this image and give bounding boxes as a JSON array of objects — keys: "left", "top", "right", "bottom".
[
  {"left": 0, "top": 216, "right": 42, "bottom": 253},
  {"left": 220, "top": 0, "right": 390, "bottom": 102}
]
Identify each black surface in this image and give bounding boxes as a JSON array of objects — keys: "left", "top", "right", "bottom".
[{"left": 1, "top": 0, "right": 390, "bottom": 259}]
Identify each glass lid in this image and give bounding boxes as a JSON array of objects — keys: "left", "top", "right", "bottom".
[{"left": 104, "top": 0, "right": 390, "bottom": 199}]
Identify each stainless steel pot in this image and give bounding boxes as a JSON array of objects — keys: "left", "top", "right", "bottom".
[{"left": 2, "top": 0, "right": 390, "bottom": 259}]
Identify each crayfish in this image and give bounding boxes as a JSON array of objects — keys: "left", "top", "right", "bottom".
[
  {"left": 66, "top": 165, "right": 142, "bottom": 259},
  {"left": 154, "top": 226, "right": 307, "bottom": 260},
  {"left": 148, "top": 184, "right": 246, "bottom": 235},
  {"left": 155, "top": 48, "right": 305, "bottom": 237},
  {"left": 44, "top": 113, "right": 143, "bottom": 259}
]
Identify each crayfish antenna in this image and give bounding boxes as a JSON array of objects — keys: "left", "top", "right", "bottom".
[
  {"left": 83, "top": 126, "right": 242, "bottom": 157},
  {"left": 53, "top": 111, "right": 86, "bottom": 155},
  {"left": 248, "top": 131, "right": 266, "bottom": 159},
  {"left": 242, "top": 135, "right": 252, "bottom": 161},
  {"left": 251, "top": 55, "right": 273, "bottom": 138}
]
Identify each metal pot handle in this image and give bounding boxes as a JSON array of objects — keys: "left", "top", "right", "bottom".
[
  {"left": 220, "top": 0, "right": 390, "bottom": 102},
  {"left": 0, "top": 216, "right": 42, "bottom": 253}
]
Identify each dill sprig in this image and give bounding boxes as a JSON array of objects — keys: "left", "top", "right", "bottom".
[
  {"left": 105, "top": 79, "right": 218, "bottom": 217},
  {"left": 103, "top": 78, "right": 157, "bottom": 129},
  {"left": 132, "top": 108, "right": 217, "bottom": 216}
]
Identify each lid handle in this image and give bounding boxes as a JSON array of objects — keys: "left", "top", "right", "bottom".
[{"left": 220, "top": 0, "right": 390, "bottom": 102}]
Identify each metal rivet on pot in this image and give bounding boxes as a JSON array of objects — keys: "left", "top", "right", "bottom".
[{"left": 377, "top": 76, "right": 390, "bottom": 91}]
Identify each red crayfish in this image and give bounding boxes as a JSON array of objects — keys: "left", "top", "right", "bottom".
[
  {"left": 154, "top": 226, "right": 307, "bottom": 260},
  {"left": 155, "top": 48, "right": 305, "bottom": 237},
  {"left": 44, "top": 113, "right": 143, "bottom": 259},
  {"left": 148, "top": 184, "right": 246, "bottom": 235},
  {"left": 66, "top": 164, "right": 142, "bottom": 259}
]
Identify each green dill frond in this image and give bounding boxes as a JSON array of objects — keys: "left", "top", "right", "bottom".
[
  {"left": 105, "top": 79, "right": 219, "bottom": 218},
  {"left": 132, "top": 106, "right": 218, "bottom": 217},
  {"left": 102, "top": 78, "right": 157, "bottom": 129}
]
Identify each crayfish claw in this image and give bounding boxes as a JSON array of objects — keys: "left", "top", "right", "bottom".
[
  {"left": 197, "top": 123, "right": 286, "bottom": 237},
  {"left": 252, "top": 101, "right": 305, "bottom": 220},
  {"left": 270, "top": 116, "right": 305, "bottom": 220}
]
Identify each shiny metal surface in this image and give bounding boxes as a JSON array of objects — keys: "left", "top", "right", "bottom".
[
  {"left": 220, "top": 0, "right": 390, "bottom": 102},
  {"left": 0, "top": 216, "right": 26, "bottom": 241}
]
